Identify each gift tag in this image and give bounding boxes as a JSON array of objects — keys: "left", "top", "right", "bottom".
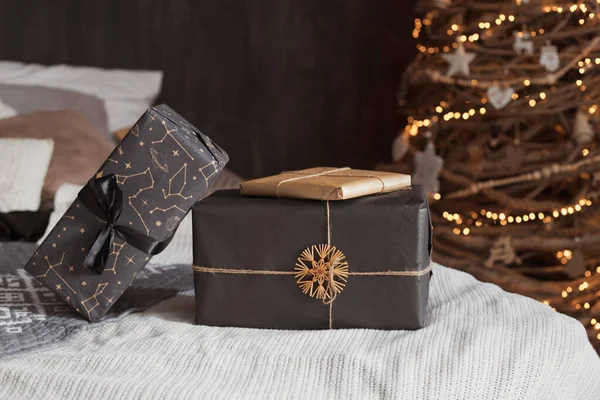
[
  {"left": 539, "top": 41, "right": 559, "bottom": 72},
  {"left": 487, "top": 85, "right": 514, "bottom": 110}
]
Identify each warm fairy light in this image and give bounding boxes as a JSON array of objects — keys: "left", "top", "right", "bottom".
[
  {"left": 511, "top": 93, "right": 519, "bottom": 100},
  {"left": 433, "top": 193, "right": 441, "bottom": 200},
  {"left": 529, "top": 99, "right": 536, "bottom": 107},
  {"left": 463, "top": 228, "right": 470, "bottom": 235},
  {"left": 443, "top": 198, "right": 593, "bottom": 230},
  {"left": 592, "top": 319, "right": 598, "bottom": 325},
  {"left": 583, "top": 148, "right": 590, "bottom": 156},
  {"left": 524, "top": 79, "right": 531, "bottom": 86},
  {"left": 562, "top": 291, "right": 568, "bottom": 298},
  {"left": 540, "top": 92, "right": 546, "bottom": 100},
  {"left": 584, "top": 302, "right": 590, "bottom": 309},
  {"left": 576, "top": 80, "right": 583, "bottom": 86},
  {"left": 480, "top": 107, "right": 486, "bottom": 114},
  {"left": 543, "top": 300, "right": 550, "bottom": 306}
]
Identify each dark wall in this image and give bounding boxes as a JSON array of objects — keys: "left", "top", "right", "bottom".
[{"left": 0, "top": 0, "right": 417, "bottom": 178}]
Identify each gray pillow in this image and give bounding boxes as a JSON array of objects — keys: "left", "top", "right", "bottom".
[{"left": 0, "top": 84, "right": 109, "bottom": 136}]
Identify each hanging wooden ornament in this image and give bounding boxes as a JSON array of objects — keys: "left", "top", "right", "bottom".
[
  {"left": 539, "top": 41, "right": 559, "bottom": 72},
  {"left": 513, "top": 30, "right": 534, "bottom": 56},
  {"left": 487, "top": 85, "right": 514, "bottom": 110},
  {"left": 392, "top": 131, "right": 410, "bottom": 162},
  {"left": 572, "top": 110, "right": 595, "bottom": 145},
  {"left": 433, "top": 0, "right": 452, "bottom": 8},
  {"left": 484, "top": 236, "right": 522, "bottom": 268},
  {"left": 563, "top": 249, "right": 586, "bottom": 279},
  {"left": 504, "top": 144, "right": 525, "bottom": 172},
  {"left": 412, "top": 140, "right": 443, "bottom": 194},
  {"left": 442, "top": 42, "right": 476, "bottom": 77}
]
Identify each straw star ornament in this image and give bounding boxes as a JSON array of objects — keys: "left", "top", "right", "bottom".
[{"left": 295, "top": 244, "right": 349, "bottom": 300}]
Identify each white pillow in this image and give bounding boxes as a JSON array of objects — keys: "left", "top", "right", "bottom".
[
  {"left": 0, "top": 98, "right": 17, "bottom": 119},
  {"left": 0, "top": 61, "right": 162, "bottom": 132},
  {"left": 0, "top": 138, "right": 53, "bottom": 212}
]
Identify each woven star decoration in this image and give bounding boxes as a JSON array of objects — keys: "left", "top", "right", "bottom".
[
  {"left": 442, "top": 42, "right": 476, "bottom": 77},
  {"left": 294, "top": 244, "right": 349, "bottom": 300}
]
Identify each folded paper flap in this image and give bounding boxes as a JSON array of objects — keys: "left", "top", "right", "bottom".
[
  {"left": 151, "top": 105, "right": 229, "bottom": 168},
  {"left": 240, "top": 167, "right": 411, "bottom": 200},
  {"left": 193, "top": 188, "right": 431, "bottom": 274}
]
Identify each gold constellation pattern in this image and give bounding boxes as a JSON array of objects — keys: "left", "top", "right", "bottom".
[
  {"left": 116, "top": 168, "right": 155, "bottom": 236},
  {"left": 162, "top": 163, "right": 192, "bottom": 201},
  {"left": 81, "top": 283, "right": 108, "bottom": 320},
  {"left": 151, "top": 120, "right": 194, "bottom": 160},
  {"left": 149, "top": 205, "right": 186, "bottom": 215},
  {"left": 103, "top": 241, "right": 125, "bottom": 275},
  {"left": 199, "top": 160, "right": 219, "bottom": 183},
  {"left": 35, "top": 252, "right": 76, "bottom": 294}
]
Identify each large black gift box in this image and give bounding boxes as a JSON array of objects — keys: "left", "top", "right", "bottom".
[
  {"left": 192, "top": 187, "right": 432, "bottom": 330},
  {"left": 25, "top": 104, "right": 228, "bottom": 322}
]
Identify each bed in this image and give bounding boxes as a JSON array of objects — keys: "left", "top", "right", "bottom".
[{"left": 1, "top": 259, "right": 599, "bottom": 399}]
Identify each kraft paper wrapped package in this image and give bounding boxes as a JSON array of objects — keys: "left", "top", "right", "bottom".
[
  {"left": 240, "top": 167, "right": 411, "bottom": 200},
  {"left": 192, "top": 183, "right": 432, "bottom": 330},
  {"left": 24, "top": 104, "right": 228, "bottom": 322}
]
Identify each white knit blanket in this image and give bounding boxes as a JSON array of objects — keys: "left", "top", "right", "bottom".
[{"left": 0, "top": 264, "right": 598, "bottom": 400}]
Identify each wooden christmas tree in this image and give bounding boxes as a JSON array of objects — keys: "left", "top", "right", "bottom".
[{"left": 388, "top": 0, "right": 600, "bottom": 347}]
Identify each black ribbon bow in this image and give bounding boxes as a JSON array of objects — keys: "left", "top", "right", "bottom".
[{"left": 77, "top": 174, "right": 173, "bottom": 274}]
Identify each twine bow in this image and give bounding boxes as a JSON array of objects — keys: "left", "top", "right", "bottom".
[{"left": 77, "top": 174, "right": 173, "bottom": 274}]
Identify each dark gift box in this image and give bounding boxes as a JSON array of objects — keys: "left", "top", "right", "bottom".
[
  {"left": 192, "top": 187, "right": 432, "bottom": 330},
  {"left": 25, "top": 104, "right": 228, "bottom": 322}
]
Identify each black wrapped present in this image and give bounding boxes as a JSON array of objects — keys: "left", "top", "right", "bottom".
[
  {"left": 192, "top": 187, "right": 432, "bottom": 330},
  {"left": 24, "top": 104, "right": 228, "bottom": 322}
]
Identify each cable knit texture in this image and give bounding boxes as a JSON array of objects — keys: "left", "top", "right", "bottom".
[
  {"left": 0, "top": 264, "right": 598, "bottom": 399},
  {"left": 0, "top": 138, "right": 53, "bottom": 212}
]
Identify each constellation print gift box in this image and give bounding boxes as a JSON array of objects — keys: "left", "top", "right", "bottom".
[
  {"left": 24, "top": 104, "right": 228, "bottom": 322},
  {"left": 192, "top": 186, "right": 432, "bottom": 330}
]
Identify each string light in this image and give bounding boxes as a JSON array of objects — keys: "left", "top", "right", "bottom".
[{"left": 442, "top": 199, "right": 593, "bottom": 229}]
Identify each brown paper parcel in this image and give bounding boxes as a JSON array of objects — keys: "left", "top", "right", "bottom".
[{"left": 239, "top": 167, "right": 411, "bottom": 201}]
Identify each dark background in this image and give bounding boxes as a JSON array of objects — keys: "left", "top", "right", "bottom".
[{"left": 0, "top": 0, "right": 417, "bottom": 178}]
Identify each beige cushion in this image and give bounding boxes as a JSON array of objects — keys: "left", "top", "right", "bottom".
[{"left": 0, "top": 110, "right": 114, "bottom": 209}]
